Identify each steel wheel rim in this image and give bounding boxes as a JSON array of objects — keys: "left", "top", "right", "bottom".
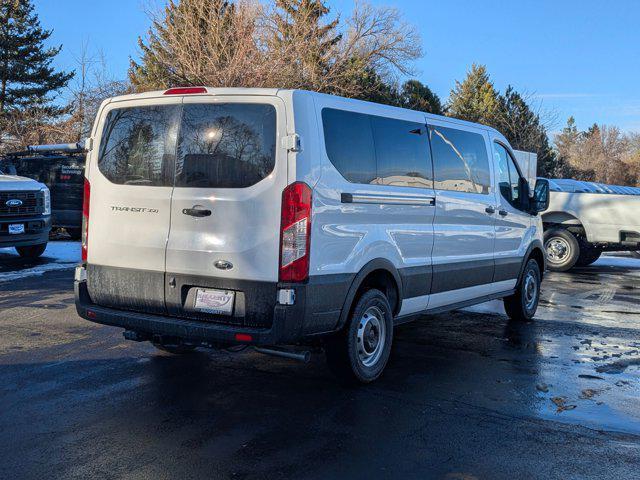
[
  {"left": 523, "top": 270, "right": 538, "bottom": 310},
  {"left": 357, "top": 306, "right": 386, "bottom": 368},
  {"left": 545, "top": 237, "right": 571, "bottom": 264}
]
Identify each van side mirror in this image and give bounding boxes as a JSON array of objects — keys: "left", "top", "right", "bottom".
[{"left": 530, "top": 178, "right": 550, "bottom": 214}]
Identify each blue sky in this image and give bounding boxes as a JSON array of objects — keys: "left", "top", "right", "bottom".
[{"left": 33, "top": 0, "right": 640, "bottom": 134}]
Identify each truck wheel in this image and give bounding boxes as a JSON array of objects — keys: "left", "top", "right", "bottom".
[
  {"left": 15, "top": 243, "right": 47, "bottom": 259},
  {"left": 325, "top": 289, "right": 394, "bottom": 384},
  {"left": 504, "top": 258, "right": 541, "bottom": 322},
  {"left": 576, "top": 248, "right": 602, "bottom": 267},
  {"left": 544, "top": 228, "right": 580, "bottom": 271},
  {"left": 152, "top": 342, "right": 196, "bottom": 354}
]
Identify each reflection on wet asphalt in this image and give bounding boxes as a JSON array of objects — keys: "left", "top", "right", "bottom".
[{"left": 0, "top": 257, "right": 639, "bottom": 479}]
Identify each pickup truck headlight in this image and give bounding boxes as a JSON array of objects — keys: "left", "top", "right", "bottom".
[{"left": 41, "top": 187, "right": 51, "bottom": 215}]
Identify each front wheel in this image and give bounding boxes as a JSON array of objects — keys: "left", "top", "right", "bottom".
[
  {"left": 504, "top": 258, "right": 541, "bottom": 322},
  {"left": 15, "top": 243, "right": 47, "bottom": 259},
  {"left": 544, "top": 228, "right": 580, "bottom": 271},
  {"left": 325, "top": 289, "right": 394, "bottom": 384}
]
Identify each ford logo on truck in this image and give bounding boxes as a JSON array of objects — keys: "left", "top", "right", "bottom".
[{"left": 6, "top": 199, "right": 23, "bottom": 207}]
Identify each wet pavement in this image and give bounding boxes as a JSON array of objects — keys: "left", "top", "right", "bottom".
[{"left": 0, "top": 254, "right": 639, "bottom": 479}]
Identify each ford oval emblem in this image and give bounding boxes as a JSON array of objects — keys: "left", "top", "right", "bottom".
[
  {"left": 6, "top": 199, "right": 23, "bottom": 207},
  {"left": 214, "top": 260, "right": 233, "bottom": 270}
]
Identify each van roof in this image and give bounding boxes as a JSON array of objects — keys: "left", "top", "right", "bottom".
[{"left": 105, "top": 87, "right": 502, "bottom": 136}]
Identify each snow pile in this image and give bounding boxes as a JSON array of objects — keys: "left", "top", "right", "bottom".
[{"left": 0, "top": 241, "right": 80, "bottom": 282}]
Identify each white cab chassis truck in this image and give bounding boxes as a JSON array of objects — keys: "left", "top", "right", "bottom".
[
  {"left": 0, "top": 172, "right": 51, "bottom": 258},
  {"left": 74, "top": 87, "right": 550, "bottom": 383},
  {"left": 541, "top": 179, "right": 640, "bottom": 271}
]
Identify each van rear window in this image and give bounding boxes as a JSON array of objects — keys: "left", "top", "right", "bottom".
[
  {"left": 98, "top": 105, "right": 181, "bottom": 186},
  {"left": 176, "top": 104, "right": 276, "bottom": 188},
  {"left": 97, "top": 103, "right": 276, "bottom": 188}
]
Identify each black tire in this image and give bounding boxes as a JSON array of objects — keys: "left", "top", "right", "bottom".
[
  {"left": 325, "top": 289, "right": 394, "bottom": 384},
  {"left": 504, "top": 258, "right": 541, "bottom": 322},
  {"left": 15, "top": 243, "right": 47, "bottom": 259},
  {"left": 152, "top": 342, "right": 197, "bottom": 354},
  {"left": 576, "top": 247, "right": 602, "bottom": 267},
  {"left": 543, "top": 228, "right": 580, "bottom": 271},
  {"left": 66, "top": 228, "right": 82, "bottom": 240}
]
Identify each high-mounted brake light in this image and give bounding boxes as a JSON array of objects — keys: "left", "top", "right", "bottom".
[
  {"left": 81, "top": 178, "right": 90, "bottom": 263},
  {"left": 279, "top": 182, "right": 312, "bottom": 283},
  {"left": 163, "top": 87, "right": 207, "bottom": 95}
]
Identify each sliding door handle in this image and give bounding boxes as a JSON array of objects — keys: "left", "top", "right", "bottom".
[{"left": 485, "top": 206, "right": 495, "bottom": 214}]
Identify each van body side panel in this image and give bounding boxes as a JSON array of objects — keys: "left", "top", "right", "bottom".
[
  {"left": 488, "top": 132, "right": 538, "bottom": 282},
  {"left": 428, "top": 122, "right": 497, "bottom": 304},
  {"left": 310, "top": 95, "right": 436, "bottom": 321}
]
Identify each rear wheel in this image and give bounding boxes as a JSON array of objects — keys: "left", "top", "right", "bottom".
[
  {"left": 504, "top": 258, "right": 541, "bottom": 322},
  {"left": 544, "top": 228, "right": 580, "bottom": 271},
  {"left": 15, "top": 243, "right": 47, "bottom": 259},
  {"left": 325, "top": 289, "right": 393, "bottom": 384}
]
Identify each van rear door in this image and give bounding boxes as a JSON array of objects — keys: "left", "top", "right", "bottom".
[
  {"left": 86, "top": 97, "right": 182, "bottom": 314},
  {"left": 164, "top": 96, "right": 287, "bottom": 327}
]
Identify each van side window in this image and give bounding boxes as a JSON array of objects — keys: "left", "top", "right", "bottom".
[
  {"left": 98, "top": 105, "right": 180, "bottom": 186},
  {"left": 429, "top": 126, "right": 491, "bottom": 194},
  {"left": 493, "top": 142, "right": 522, "bottom": 208},
  {"left": 322, "top": 108, "right": 432, "bottom": 188},
  {"left": 176, "top": 103, "right": 277, "bottom": 188},
  {"left": 371, "top": 116, "right": 432, "bottom": 188}
]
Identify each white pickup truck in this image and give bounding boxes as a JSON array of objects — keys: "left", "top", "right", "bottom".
[
  {"left": 0, "top": 172, "right": 52, "bottom": 258},
  {"left": 541, "top": 179, "right": 640, "bottom": 271}
]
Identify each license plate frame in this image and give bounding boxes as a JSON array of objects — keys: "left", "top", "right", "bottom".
[
  {"left": 8, "top": 224, "right": 25, "bottom": 235},
  {"left": 194, "top": 288, "right": 235, "bottom": 316}
]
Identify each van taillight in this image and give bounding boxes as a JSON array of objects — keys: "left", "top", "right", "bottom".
[
  {"left": 81, "top": 178, "right": 90, "bottom": 263},
  {"left": 279, "top": 182, "right": 312, "bottom": 283}
]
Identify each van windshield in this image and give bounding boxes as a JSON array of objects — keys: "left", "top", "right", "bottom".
[{"left": 98, "top": 103, "right": 276, "bottom": 188}]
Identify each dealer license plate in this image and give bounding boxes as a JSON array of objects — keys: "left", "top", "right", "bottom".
[
  {"left": 194, "top": 288, "right": 235, "bottom": 315},
  {"left": 8, "top": 224, "right": 25, "bottom": 235}
]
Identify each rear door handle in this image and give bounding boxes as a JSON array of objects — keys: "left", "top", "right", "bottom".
[
  {"left": 182, "top": 207, "right": 212, "bottom": 217},
  {"left": 499, "top": 209, "right": 508, "bottom": 216},
  {"left": 485, "top": 206, "right": 495, "bottom": 214}
]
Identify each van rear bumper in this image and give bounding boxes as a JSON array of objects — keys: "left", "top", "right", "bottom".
[{"left": 75, "top": 273, "right": 352, "bottom": 346}]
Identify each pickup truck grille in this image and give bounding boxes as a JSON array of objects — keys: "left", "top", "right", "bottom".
[{"left": 0, "top": 191, "right": 44, "bottom": 217}]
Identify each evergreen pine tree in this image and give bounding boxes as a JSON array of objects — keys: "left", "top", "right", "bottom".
[
  {"left": 447, "top": 64, "right": 499, "bottom": 125},
  {"left": 268, "top": 0, "right": 342, "bottom": 89},
  {"left": 495, "top": 86, "right": 558, "bottom": 177},
  {"left": 399, "top": 80, "right": 443, "bottom": 115},
  {"left": 0, "top": 0, "right": 73, "bottom": 115},
  {"left": 129, "top": 0, "right": 245, "bottom": 90}
]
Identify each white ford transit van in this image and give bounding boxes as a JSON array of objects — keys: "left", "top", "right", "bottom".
[{"left": 75, "top": 87, "right": 550, "bottom": 383}]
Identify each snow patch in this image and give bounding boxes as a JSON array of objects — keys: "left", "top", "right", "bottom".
[{"left": 0, "top": 241, "right": 80, "bottom": 282}]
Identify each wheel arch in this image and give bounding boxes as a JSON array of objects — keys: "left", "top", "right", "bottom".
[
  {"left": 337, "top": 259, "right": 403, "bottom": 330},
  {"left": 520, "top": 240, "right": 546, "bottom": 282}
]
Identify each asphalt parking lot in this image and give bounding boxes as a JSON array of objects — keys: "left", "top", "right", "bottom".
[{"left": 1, "top": 243, "right": 639, "bottom": 479}]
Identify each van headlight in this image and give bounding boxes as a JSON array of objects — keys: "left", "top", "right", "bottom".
[{"left": 41, "top": 187, "right": 51, "bottom": 215}]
